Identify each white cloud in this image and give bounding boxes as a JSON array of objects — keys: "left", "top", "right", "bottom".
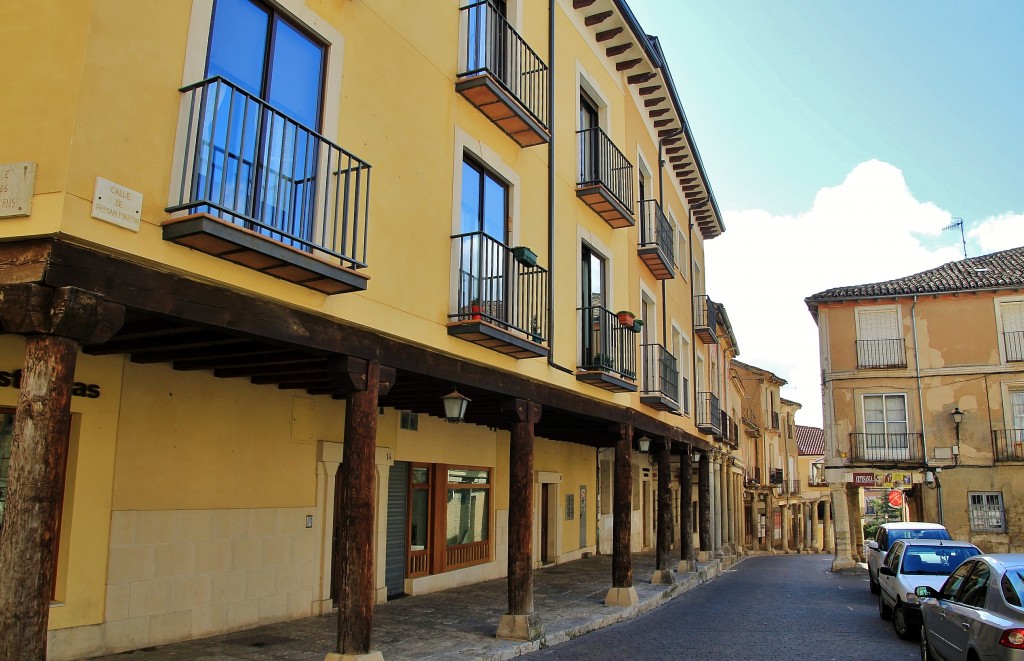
[
  {"left": 969, "top": 212, "right": 1024, "bottom": 253},
  {"left": 706, "top": 160, "right": 968, "bottom": 427}
]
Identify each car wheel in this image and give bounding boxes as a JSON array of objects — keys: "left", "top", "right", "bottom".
[
  {"left": 870, "top": 572, "right": 880, "bottom": 594},
  {"left": 893, "top": 602, "right": 920, "bottom": 640},
  {"left": 879, "top": 592, "right": 892, "bottom": 620},
  {"left": 920, "top": 626, "right": 930, "bottom": 661}
]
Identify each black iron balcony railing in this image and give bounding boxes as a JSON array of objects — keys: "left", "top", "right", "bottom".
[
  {"left": 639, "top": 199, "right": 674, "bottom": 262},
  {"left": 769, "top": 468, "right": 783, "bottom": 485},
  {"left": 578, "top": 305, "right": 637, "bottom": 380},
  {"left": 577, "top": 127, "right": 634, "bottom": 212},
  {"left": 695, "top": 391, "right": 721, "bottom": 434},
  {"left": 849, "top": 432, "right": 925, "bottom": 463},
  {"left": 693, "top": 294, "right": 717, "bottom": 343},
  {"left": 450, "top": 232, "right": 548, "bottom": 341},
  {"left": 809, "top": 468, "right": 829, "bottom": 487},
  {"left": 641, "top": 343, "right": 679, "bottom": 403},
  {"left": 992, "top": 429, "right": 1024, "bottom": 461},
  {"left": 458, "top": 1, "right": 549, "bottom": 130},
  {"left": 168, "top": 77, "right": 371, "bottom": 269},
  {"left": 857, "top": 338, "right": 908, "bottom": 369},
  {"left": 1004, "top": 331, "right": 1024, "bottom": 362},
  {"left": 745, "top": 467, "right": 762, "bottom": 486}
]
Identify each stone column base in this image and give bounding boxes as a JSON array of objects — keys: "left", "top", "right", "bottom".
[
  {"left": 677, "top": 559, "right": 696, "bottom": 573},
  {"left": 496, "top": 612, "right": 544, "bottom": 641},
  {"left": 651, "top": 569, "right": 676, "bottom": 585},
  {"left": 604, "top": 586, "right": 639, "bottom": 607},
  {"left": 831, "top": 557, "right": 858, "bottom": 572},
  {"left": 325, "top": 652, "right": 384, "bottom": 661},
  {"left": 697, "top": 551, "right": 714, "bottom": 561}
]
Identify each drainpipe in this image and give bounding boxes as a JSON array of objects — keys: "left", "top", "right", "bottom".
[
  {"left": 911, "top": 295, "right": 936, "bottom": 523},
  {"left": 545, "top": 0, "right": 571, "bottom": 376}
]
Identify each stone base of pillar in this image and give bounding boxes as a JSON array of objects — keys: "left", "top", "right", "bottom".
[
  {"left": 650, "top": 569, "right": 676, "bottom": 585},
  {"left": 713, "top": 549, "right": 725, "bottom": 559},
  {"left": 604, "top": 586, "right": 639, "bottom": 607},
  {"left": 496, "top": 612, "right": 544, "bottom": 641},
  {"left": 831, "top": 557, "right": 858, "bottom": 571},
  {"left": 677, "top": 559, "right": 696, "bottom": 573},
  {"left": 325, "top": 652, "right": 384, "bottom": 661},
  {"left": 697, "top": 551, "right": 714, "bottom": 562}
]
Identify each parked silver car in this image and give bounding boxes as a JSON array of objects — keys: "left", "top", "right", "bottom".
[
  {"left": 917, "top": 554, "right": 1024, "bottom": 660},
  {"left": 877, "top": 539, "right": 981, "bottom": 640},
  {"left": 867, "top": 522, "right": 951, "bottom": 594}
]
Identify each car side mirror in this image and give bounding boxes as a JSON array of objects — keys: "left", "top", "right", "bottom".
[
  {"left": 915, "top": 585, "right": 940, "bottom": 599},
  {"left": 879, "top": 566, "right": 895, "bottom": 577},
  {"left": 867, "top": 541, "right": 880, "bottom": 551}
]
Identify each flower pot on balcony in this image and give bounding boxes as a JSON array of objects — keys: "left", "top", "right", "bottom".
[
  {"left": 630, "top": 319, "right": 644, "bottom": 333},
  {"left": 470, "top": 299, "right": 482, "bottom": 321},
  {"left": 512, "top": 246, "right": 538, "bottom": 267},
  {"left": 616, "top": 311, "right": 636, "bottom": 326}
]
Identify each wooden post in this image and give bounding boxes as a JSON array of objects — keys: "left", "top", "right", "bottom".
[
  {"left": 497, "top": 399, "right": 543, "bottom": 640},
  {"left": 698, "top": 450, "right": 712, "bottom": 558},
  {"left": 333, "top": 360, "right": 382, "bottom": 659},
  {"left": 604, "top": 421, "right": 637, "bottom": 606},
  {"left": 651, "top": 439, "right": 674, "bottom": 584},
  {"left": 0, "top": 285, "right": 123, "bottom": 661},
  {"left": 678, "top": 444, "right": 694, "bottom": 571}
]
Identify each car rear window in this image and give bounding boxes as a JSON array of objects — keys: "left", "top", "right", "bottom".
[
  {"left": 901, "top": 546, "right": 979, "bottom": 575},
  {"left": 888, "top": 528, "right": 951, "bottom": 547}
]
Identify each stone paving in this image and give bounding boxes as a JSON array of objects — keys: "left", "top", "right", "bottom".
[{"left": 85, "top": 552, "right": 732, "bottom": 661}]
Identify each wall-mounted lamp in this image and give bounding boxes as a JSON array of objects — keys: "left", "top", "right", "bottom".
[
  {"left": 637, "top": 436, "right": 651, "bottom": 452},
  {"left": 441, "top": 389, "right": 470, "bottom": 424},
  {"left": 690, "top": 447, "right": 702, "bottom": 463},
  {"left": 951, "top": 407, "right": 964, "bottom": 441}
]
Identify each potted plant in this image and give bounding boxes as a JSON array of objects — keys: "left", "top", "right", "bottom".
[
  {"left": 469, "top": 298, "right": 482, "bottom": 321},
  {"left": 616, "top": 310, "right": 636, "bottom": 326},
  {"left": 631, "top": 318, "right": 644, "bottom": 333},
  {"left": 593, "top": 353, "right": 613, "bottom": 369},
  {"left": 511, "top": 246, "right": 538, "bottom": 268}
]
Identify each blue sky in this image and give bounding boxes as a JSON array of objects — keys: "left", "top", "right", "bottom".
[{"left": 627, "top": 0, "right": 1024, "bottom": 425}]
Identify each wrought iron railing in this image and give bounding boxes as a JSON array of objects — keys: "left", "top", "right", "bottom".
[
  {"left": 695, "top": 391, "right": 721, "bottom": 433},
  {"left": 849, "top": 432, "right": 925, "bottom": 463},
  {"left": 992, "top": 429, "right": 1024, "bottom": 461},
  {"left": 458, "top": 1, "right": 549, "bottom": 128},
  {"left": 578, "top": 305, "right": 637, "bottom": 380},
  {"left": 693, "top": 294, "right": 717, "bottom": 331},
  {"left": 1004, "top": 331, "right": 1024, "bottom": 362},
  {"left": 745, "top": 466, "right": 762, "bottom": 486},
  {"left": 577, "top": 127, "right": 634, "bottom": 212},
  {"left": 769, "top": 468, "right": 783, "bottom": 485},
  {"left": 808, "top": 467, "right": 829, "bottom": 487},
  {"left": 857, "top": 339, "right": 908, "bottom": 368},
  {"left": 641, "top": 343, "right": 678, "bottom": 404},
  {"left": 168, "top": 77, "right": 371, "bottom": 269},
  {"left": 450, "top": 232, "right": 548, "bottom": 342},
  {"left": 780, "top": 479, "right": 800, "bottom": 495},
  {"left": 639, "top": 199, "right": 674, "bottom": 263}
]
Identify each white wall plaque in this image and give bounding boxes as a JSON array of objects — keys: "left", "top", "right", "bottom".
[
  {"left": 0, "top": 161, "right": 37, "bottom": 219},
  {"left": 91, "top": 177, "right": 142, "bottom": 231}
]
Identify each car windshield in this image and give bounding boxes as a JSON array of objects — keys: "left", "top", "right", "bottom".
[
  {"left": 900, "top": 546, "right": 979, "bottom": 576},
  {"left": 888, "top": 528, "right": 951, "bottom": 547}
]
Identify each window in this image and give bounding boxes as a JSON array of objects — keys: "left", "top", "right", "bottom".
[
  {"left": 445, "top": 468, "right": 490, "bottom": 546},
  {"left": 578, "top": 90, "right": 600, "bottom": 184},
  {"left": 969, "top": 492, "right": 1005, "bottom": 532},
  {"left": 1001, "top": 301, "right": 1024, "bottom": 361},
  {"left": 198, "top": 0, "right": 326, "bottom": 246},
  {"left": 580, "top": 244, "right": 607, "bottom": 367},
  {"left": 400, "top": 411, "right": 419, "bottom": 431},
  {"left": 460, "top": 157, "right": 508, "bottom": 241},
  {"left": 856, "top": 307, "right": 905, "bottom": 368},
  {"left": 458, "top": 157, "right": 509, "bottom": 317},
  {"left": 565, "top": 493, "right": 575, "bottom": 521},
  {"left": 862, "top": 394, "right": 910, "bottom": 459}
]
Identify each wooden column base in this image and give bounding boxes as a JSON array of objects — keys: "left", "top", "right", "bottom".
[
  {"left": 496, "top": 612, "right": 544, "bottom": 641},
  {"left": 650, "top": 569, "right": 676, "bottom": 585},
  {"left": 324, "top": 652, "right": 384, "bottom": 661},
  {"left": 604, "top": 586, "right": 639, "bottom": 607}
]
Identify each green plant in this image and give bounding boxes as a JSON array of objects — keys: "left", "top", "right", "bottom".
[{"left": 862, "top": 496, "right": 902, "bottom": 540}]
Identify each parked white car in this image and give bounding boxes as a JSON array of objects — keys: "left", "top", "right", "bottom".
[
  {"left": 867, "top": 521, "right": 951, "bottom": 594},
  {"left": 877, "top": 539, "right": 981, "bottom": 640}
]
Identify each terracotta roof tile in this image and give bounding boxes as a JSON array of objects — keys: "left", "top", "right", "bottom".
[{"left": 796, "top": 425, "right": 824, "bottom": 455}]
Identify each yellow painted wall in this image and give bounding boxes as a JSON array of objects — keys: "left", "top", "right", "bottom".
[{"left": 535, "top": 437, "right": 596, "bottom": 554}]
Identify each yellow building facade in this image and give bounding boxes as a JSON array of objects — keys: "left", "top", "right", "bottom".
[
  {"left": 0, "top": 0, "right": 745, "bottom": 658},
  {"left": 807, "top": 248, "right": 1024, "bottom": 571}
]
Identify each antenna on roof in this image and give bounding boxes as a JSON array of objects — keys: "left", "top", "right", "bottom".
[{"left": 942, "top": 217, "right": 967, "bottom": 259}]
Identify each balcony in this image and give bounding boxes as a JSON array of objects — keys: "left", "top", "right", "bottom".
[
  {"left": 639, "top": 343, "right": 679, "bottom": 412},
  {"left": 456, "top": 1, "right": 550, "bottom": 147},
  {"left": 808, "top": 469, "right": 829, "bottom": 487},
  {"left": 745, "top": 467, "right": 762, "bottom": 487},
  {"left": 448, "top": 232, "right": 549, "bottom": 359},
  {"left": 1004, "top": 331, "right": 1024, "bottom": 362},
  {"left": 576, "top": 305, "right": 637, "bottom": 392},
  {"left": 637, "top": 199, "right": 674, "bottom": 279},
  {"left": 695, "top": 391, "right": 721, "bottom": 436},
  {"left": 165, "top": 77, "right": 371, "bottom": 295},
  {"left": 779, "top": 479, "right": 800, "bottom": 495},
  {"left": 576, "top": 127, "right": 634, "bottom": 229},
  {"left": 992, "top": 429, "right": 1024, "bottom": 462},
  {"left": 849, "top": 432, "right": 925, "bottom": 464},
  {"left": 693, "top": 295, "right": 717, "bottom": 344},
  {"left": 856, "top": 338, "right": 907, "bottom": 369},
  {"left": 769, "top": 468, "right": 783, "bottom": 485}
]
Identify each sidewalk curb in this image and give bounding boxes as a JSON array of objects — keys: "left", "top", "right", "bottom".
[{"left": 478, "top": 558, "right": 738, "bottom": 660}]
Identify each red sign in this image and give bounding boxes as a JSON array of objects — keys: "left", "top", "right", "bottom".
[
  {"left": 853, "top": 472, "right": 876, "bottom": 486},
  {"left": 888, "top": 490, "right": 904, "bottom": 507}
]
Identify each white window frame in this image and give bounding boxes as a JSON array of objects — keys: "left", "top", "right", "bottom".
[
  {"left": 969, "top": 492, "right": 1005, "bottom": 532},
  {"left": 860, "top": 393, "right": 911, "bottom": 460},
  {"left": 995, "top": 297, "right": 1024, "bottom": 363},
  {"left": 855, "top": 305, "right": 903, "bottom": 368}
]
